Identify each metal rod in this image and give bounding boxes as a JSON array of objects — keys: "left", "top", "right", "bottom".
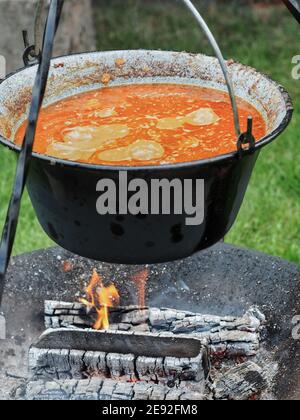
[
  {"left": 0, "top": 0, "right": 64, "bottom": 308},
  {"left": 181, "top": 0, "right": 241, "bottom": 137},
  {"left": 282, "top": 0, "right": 300, "bottom": 23}
]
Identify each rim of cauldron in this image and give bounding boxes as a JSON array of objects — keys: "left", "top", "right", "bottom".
[{"left": 0, "top": 50, "right": 294, "bottom": 172}]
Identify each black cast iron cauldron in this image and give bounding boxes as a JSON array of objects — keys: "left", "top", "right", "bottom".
[{"left": 0, "top": 51, "right": 293, "bottom": 264}]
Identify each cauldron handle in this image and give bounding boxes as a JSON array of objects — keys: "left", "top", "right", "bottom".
[
  {"left": 182, "top": 0, "right": 241, "bottom": 138},
  {"left": 0, "top": 0, "right": 64, "bottom": 309}
]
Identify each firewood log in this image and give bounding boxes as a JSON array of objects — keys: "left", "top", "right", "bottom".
[
  {"left": 212, "top": 361, "right": 267, "bottom": 400},
  {"left": 29, "top": 327, "right": 208, "bottom": 392},
  {"left": 23, "top": 378, "right": 206, "bottom": 401},
  {"left": 45, "top": 301, "right": 265, "bottom": 357}
]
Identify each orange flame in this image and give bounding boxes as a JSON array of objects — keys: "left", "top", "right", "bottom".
[
  {"left": 80, "top": 269, "right": 120, "bottom": 330},
  {"left": 131, "top": 268, "right": 149, "bottom": 309}
]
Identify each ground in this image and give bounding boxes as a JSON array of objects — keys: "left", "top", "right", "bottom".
[{"left": 0, "top": 0, "right": 299, "bottom": 263}]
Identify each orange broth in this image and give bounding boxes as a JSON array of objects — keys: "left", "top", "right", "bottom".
[{"left": 14, "top": 84, "right": 266, "bottom": 166}]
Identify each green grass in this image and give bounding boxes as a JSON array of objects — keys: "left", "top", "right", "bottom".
[{"left": 1, "top": 0, "right": 299, "bottom": 262}]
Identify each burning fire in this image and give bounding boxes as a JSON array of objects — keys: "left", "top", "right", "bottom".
[
  {"left": 80, "top": 267, "right": 149, "bottom": 330},
  {"left": 131, "top": 268, "right": 149, "bottom": 309},
  {"left": 80, "top": 269, "right": 120, "bottom": 330}
]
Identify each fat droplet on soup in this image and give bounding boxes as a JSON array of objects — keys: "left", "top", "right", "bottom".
[
  {"left": 95, "top": 107, "right": 116, "bottom": 118},
  {"left": 157, "top": 117, "right": 186, "bottom": 130},
  {"left": 156, "top": 108, "right": 219, "bottom": 130},
  {"left": 63, "top": 126, "right": 98, "bottom": 142},
  {"left": 63, "top": 124, "right": 129, "bottom": 144},
  {"left": 47, "top": 142, "right": 96, "bottom": 161},
  {"left": 129, "top": 140, "right": 164, "bottom": 161},
  {"left": 47, "top": 124, "right": 130, "bottom": 159},
  {"left": 97, "top": 147, "right": 131, "bottom": 162},
  {"left": 185, "top": 108, "right": 220, "bottom": 126},
  {"left": 98, "top": 140, "right": 165, "bottom": 162}
]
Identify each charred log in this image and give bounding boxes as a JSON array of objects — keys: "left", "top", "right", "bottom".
[
  {"left": 25, "top": 303, "right": 270, "bottom": 401},
  {"left": 29, "top": 329, "right": 207, "bottom": 390},
  {"left": 23, "top": 378, "right": 205, "bottom": 401},
  {"left": 24, "top": 361, "right": 269, "bottom": 401},
  {"left": 212, "top": 361, "right": 268, "bottom": 400},
  {"left": 45, "top": 301, "right": 265, "bottom": 357}
]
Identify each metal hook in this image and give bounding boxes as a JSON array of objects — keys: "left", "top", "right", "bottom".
[
  {"left": 23, "top": 0, "right": 62, "bottom": 67},
  {"left": 22, "top": 1, "right": 46, "bottom": 66},
  {"left": 237, "top": 117, "right": 256, "bottom": 157}
]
